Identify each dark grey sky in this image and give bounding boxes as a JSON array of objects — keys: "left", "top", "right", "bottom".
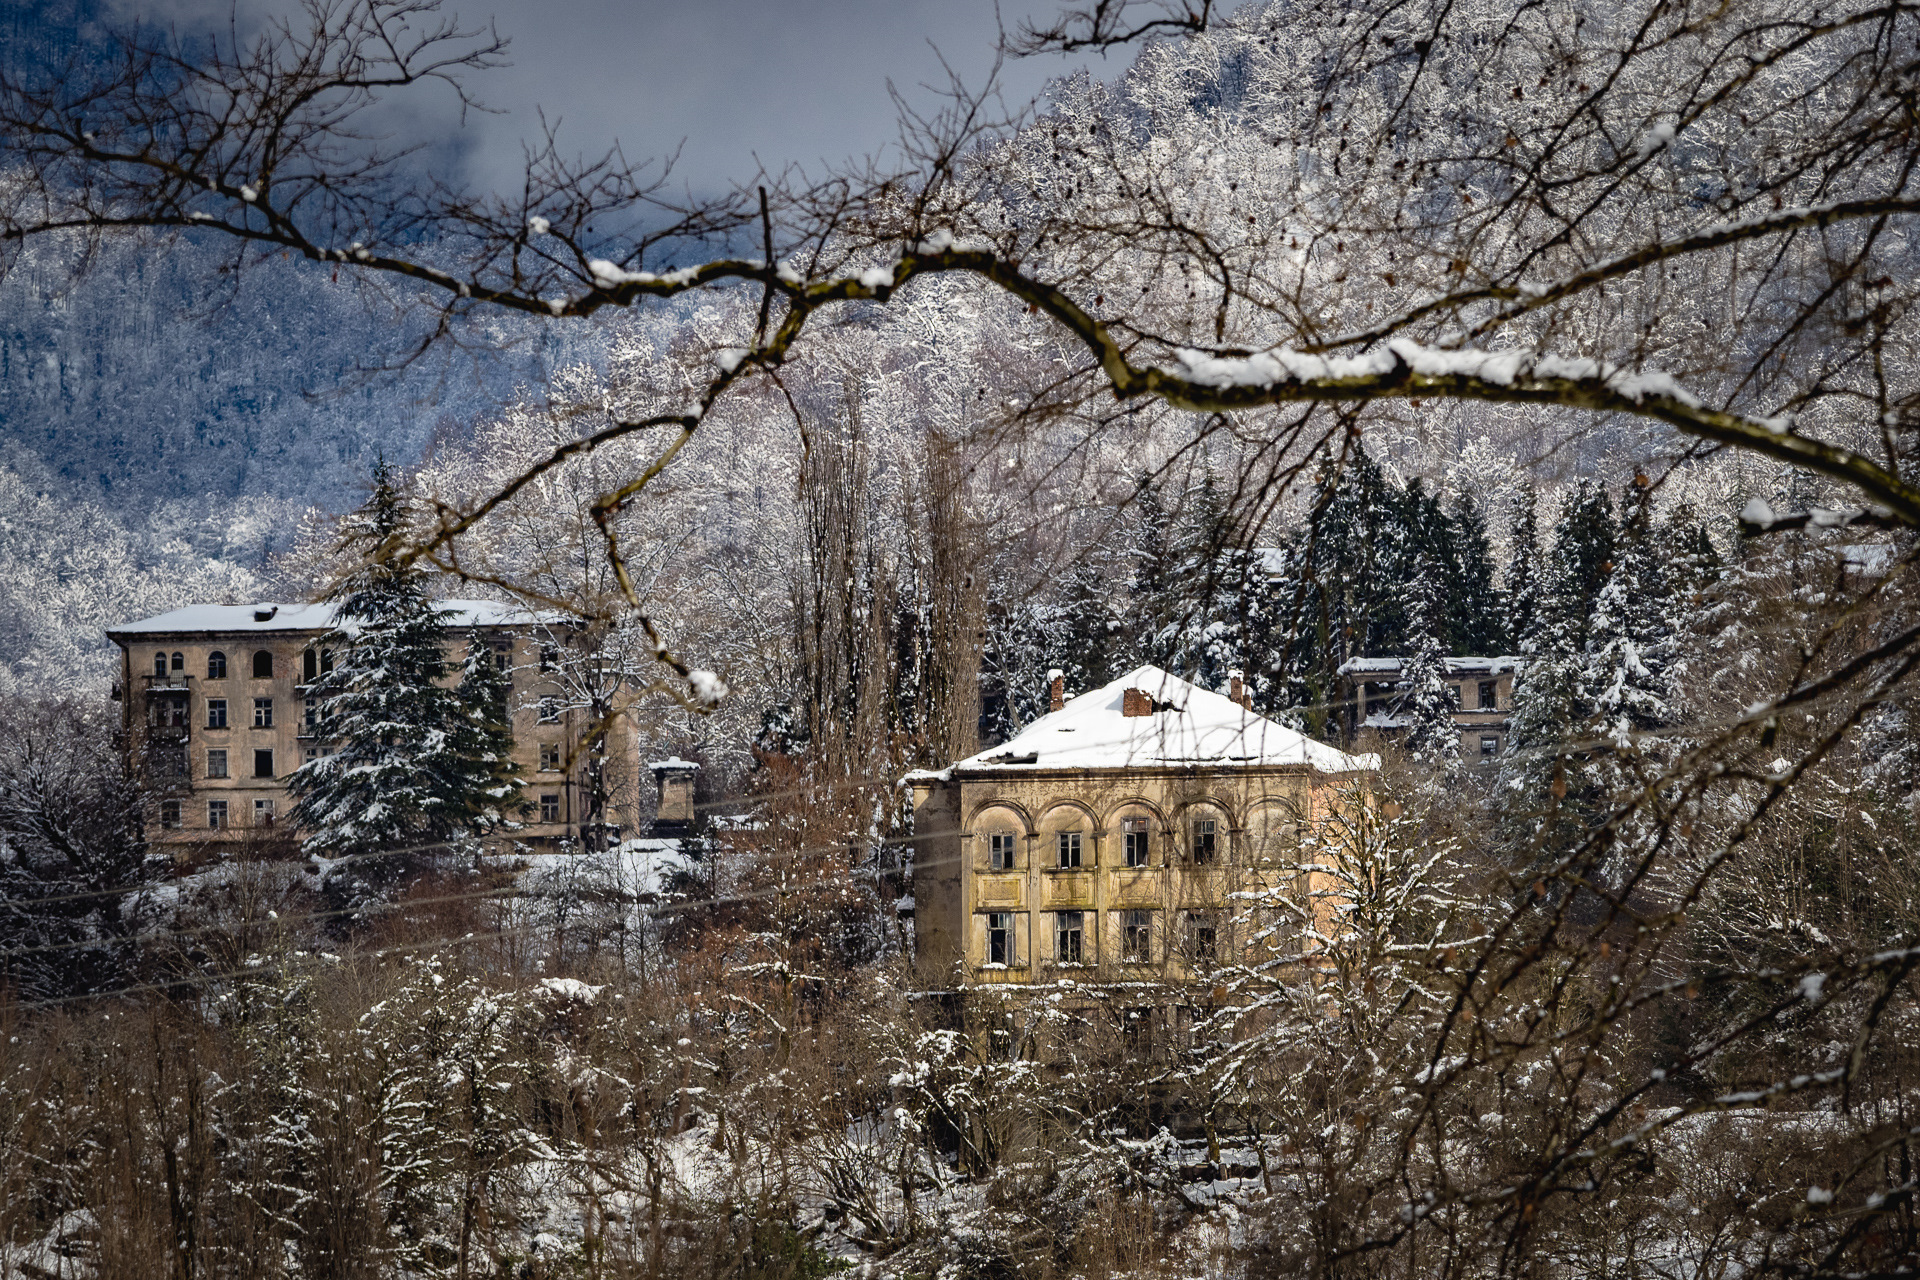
[{"left": 121, "top": 0, "right": 1114, "bottom": 196}]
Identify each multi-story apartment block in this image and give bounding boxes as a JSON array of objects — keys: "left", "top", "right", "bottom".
[
  {"left": 907, "top": 666, "right": 1376, "bottom": 1035},
  {"left": 108, "top": 601, "right": 645, "bottom": 855},
  {"left": 1334, "top": 656, "right": 1520, "bottom": 759}
]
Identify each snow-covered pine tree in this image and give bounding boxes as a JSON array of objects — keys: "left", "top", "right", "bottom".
[
  {"left": 1449, "top": 492, "right": 1510, "bottom": 655},
  {"left": 1580, "top": 481, "right": 1679, "bottom": 753},
  {"left": 1504, "top": 485, "right": 1543, "bottom": 650},
  {"left": 451, "top": 630, "right": 527, "bottom": 834},
  {"left": 287, "top": 464, "right": 478, "bottom": 883},
  {"left": 1399, "top": 549, "right": 1461, "bottom": 770},
  {"left": 1499, "top": 483, "right": 1617, "bottom": 863}
]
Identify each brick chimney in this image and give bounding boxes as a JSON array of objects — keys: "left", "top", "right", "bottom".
[
  {"left": 1048, "top": 668, "right": 1065, "bottom": 713},
  {"left": 1229, "top": 669, "right": 1250, "bottom": 708},
  {"left": 1122, "top": 687, "right": 1153, "bottom": 717}
]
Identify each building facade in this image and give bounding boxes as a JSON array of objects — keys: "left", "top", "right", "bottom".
[
  {"left": 1334, "top": 656, "right": 1520, "bottom": 759},
  {"left": 907, "top": 666, "right": 1376, "bottom": 1017},
  {"left": 108, "top": 601, "right": 645, "bottom": 855}
]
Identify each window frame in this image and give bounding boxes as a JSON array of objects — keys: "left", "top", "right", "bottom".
[
  {"left": 986, "top": 911, "right": 1013, "bottom": 965},
  {"left": 538, "top": 695, "right": 561, "bottom": 724},
  {"left": 254, "top": 798, "right": 276, "bottom": 827},
  {"left": 159, "top": 799, "right": 181, "bottom": 829},
  {"left": 1122, "top": 816, "right": 1151, "bottom": 867},
  {"left": 253, "top": 698, "right": 274, "bottom": 728},
  {"left": 1478, "top": 679, "right": 1498, "bottom": 709},
  {"left": 207, "top": 651, "right": 227, "bottom": 680},
  {"left": 1054, "top": 910, "right": 1085, "bottom": 964},
  {"left": 988, "top": 830, "right": 1017, "bottom": 871},
  {"left": 538, "top": 742, "right": 562, "bottom": 772},
  {"left": 1480, "top": 735, "right": 1500, "bottom": 756},
  {"left": 1120, "top": 909, "right": 1153, "bottom": 963},
  {"left": 205, "top": 749, "right": 227, "bottom": 779},
  {"left": 205, "top": 698, "right": 227, "bottom": 729},
  {"left": 1184, "top": 912, "right": 1219, "bottom": 964},
  {"left": 1191, "top": 817, "right": 1218, "bottom": 865},
  {"left": 1056, "top": 830, "right": 1083, "bottom": 869},
  {"left": 207, "top": 799, "right": 228, "bottom": 830},
  {"left": 153, "top": 652, "right": 167, "bottom": 678},
  {"left": 539, "top": 793, "right": 561, "bottom": 822}
]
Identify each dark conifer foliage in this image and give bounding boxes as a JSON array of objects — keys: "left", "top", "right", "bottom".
[{"left": 287, "top": 465, "right": 499, "bottom": 893}]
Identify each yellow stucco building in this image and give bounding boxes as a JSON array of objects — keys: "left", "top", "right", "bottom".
[{"left": 906, "top": 665, "right": 1376, "bottom": 1013}]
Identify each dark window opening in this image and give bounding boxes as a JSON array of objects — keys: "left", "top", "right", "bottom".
[
  {"left": 1122, "top": 816, "right": 1150, "bottom": 867},
  {"left": 1191, "top": 818, "right": 1217, "bottom": 864},
  {"left": 253, "top": 748, "right": 274, "bottom": 779},
  {"left": 252, "top": 650, "right": 273, "bottom": 679},
  {"left": 207, "top": 651, "right": 227, "bottom": 680},
  {"left": 170, "top": 651, "right": 184, "bottom": 673},
  {"left": 153, "top": 652, "right": 167, "bottom": 678},
  {"left": 989, "top": 831, "right": 1016, "bottom": 871},
  {"left": 159, "top": 800, "right": 181, "bottom": 829},
  {"left": 1055, "top": 911, "right": 1084, "bottom": 964},
  {"left": 1056, "top": 830, "right": 1082, "bottom": 869},
  {"left": 1121, "top": 909, "right": 1152, "bottom": 962},
  {"left": 540, "top": 793, "right": 561, "bottom": 822},
  {"left": 1186, "top": 914, "right": 1218, "bottom": 963},
  {"left": 539, "top": 743, "right": 562, "bottom": 772},
  {"left": 539, "top": 696, "right": 561, "bottom": 724},
  {"left": 1481, "top": 735, "right": 1500, "bottom": 756},
  {"left": 987, "top": 912, "right": 1012, "bottom": 965},
  {"left": 303, "top": 648, "right": 318, "bottom": 682}
]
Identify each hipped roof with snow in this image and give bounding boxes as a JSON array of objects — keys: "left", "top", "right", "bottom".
[
  {"left": 937, "top": 665, "right": 1376, "bottom": 777},
  {"left": 108, "top": 599, "right": 564, "bottom": 639}
]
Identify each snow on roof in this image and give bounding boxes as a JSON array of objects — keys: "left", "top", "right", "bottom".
[
  {"left": 108, "top": 599, "right": 565, "bottom": 638},
  {"left": 947, "top": 665, "right": 1375, "bottom": 775},
  {"left": 1338, "top": 656, "right": 1522, "bottom": 676},
  {"left": 647, "top": 757, "right": 701, "bottom": 772}
]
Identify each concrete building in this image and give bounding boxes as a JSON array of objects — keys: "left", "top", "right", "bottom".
[
  {"left": 107, "top": 601, "right": 646, "bottom": 855},
  {"left": 1334, "top": 656, "right": 1520, "bottom": 759},
  {"left": 906, "top": 666, "right": 1376, "bottom": 1026}
]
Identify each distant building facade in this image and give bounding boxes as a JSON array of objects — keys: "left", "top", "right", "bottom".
[
  {"left": 107, "top": 601, "right": 645, "bottom": 855},
  {"left": 906, "top": 665, "right": 1376, "bottom": 1049},
  {"left": 1334, "top": 656, "right": 1520, "bottom": 759}
]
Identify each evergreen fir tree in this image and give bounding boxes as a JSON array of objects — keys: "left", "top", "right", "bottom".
[
  {"left": 1504, "top": 485, "right": 1542, "bottom": 650},
  {"left": 287, "top": 464, "right": 488, "bottom": 887},
  {"left": 1580, "top": 482, "right": 1678, "bottom": 748},
  {"left": 1399, "top": 549, "right": 1460, "bottom": 769},
  {"left": 1448, "top": 492, "right": 1509, "bottom": 654},
  {"left": 1498, "top": 482, "right": 1616, "bottom": 863}
]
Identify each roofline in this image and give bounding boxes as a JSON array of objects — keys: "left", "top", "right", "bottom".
[
  {"left": 924, "top": 760, "right": 1373, "bottom": 785},
  {"left": 106, "top": 618, "right": 564, "bottom": 643}
]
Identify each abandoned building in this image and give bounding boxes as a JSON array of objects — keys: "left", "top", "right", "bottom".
[
  {"left": 1334, "top": 656, "right": 1520, "bottom": 758},
  {"left": 906, "top": 665, "right": 1377, "bottom": 1050},
  {"left": 107, "top": 601, "right": 647, "bottom": 855}
]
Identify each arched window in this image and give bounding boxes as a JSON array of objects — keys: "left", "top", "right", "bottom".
[
  {"left": 303, "top": 648, "right": 318, "bottom": 682},
  {"left": 252, "top": 650, "right": 274, "bottom": 679},
  {"left": 170, "top": 651, "right": 185, "bottom": 673},
  {"left": 207, "top": 651, "right": 227, "bottom": 679},
  {"left": 153, "top": 652, "right": 167, "bottom": 677}
]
